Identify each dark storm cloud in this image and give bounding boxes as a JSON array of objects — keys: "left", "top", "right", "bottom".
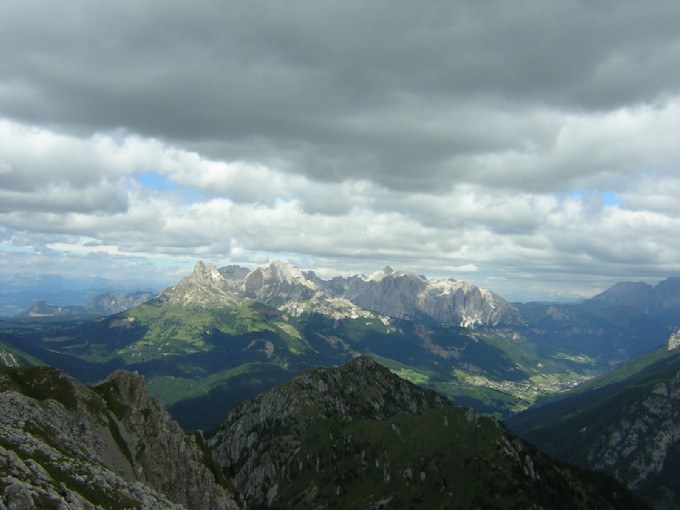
[{"left": 3, "top": 0, "right": 680, "bottom": 192}]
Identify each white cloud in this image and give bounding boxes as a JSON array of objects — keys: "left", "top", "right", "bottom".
[{"left": 2, "top": 2, "right": 680, "bottom": 301}]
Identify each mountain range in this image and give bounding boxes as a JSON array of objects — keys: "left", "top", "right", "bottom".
[
  {"left": 164, "top": 260, "right": 518, "bottom": 327},
  {"left": 587, "top": 277, "right": 680, "bottom": 313},
  {"left": 0, "top": 274, "right": 157, "bottom": 318},
  {"left": 0, "top": 359, "right": 646, "bottom": 509},
  {"left": 3, "top": 261, "right": 680, "bottom": 433},
  {"left": 3, "top": 261, "right": 680, "bottom": 507}
]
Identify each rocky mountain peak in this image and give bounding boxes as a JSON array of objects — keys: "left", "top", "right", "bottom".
[
  {"left": 189, "top": 260, "right": 225, "bottom": 286},
  {"left": 218, "top": 264, "right": 251, "bottom": 282},
  {"left": 161, "top": 259, "right": 519, "bottom": 326},
  {"left": 86, "top": 291, "right": 154, "bottom": 315},
  {"left": 208, "top": 357, "right": 452, "bottom": 505},
  {"left": 102, "top": 369, "right": 153, "bottom": 418},
  {"left": 345, "top": 267, "right": 517, "bottom": 327},
  {"left": 291, "top": 355, "right": 451, "bottom": 418},
  {"left": 267, "top": 259, "right": 307, "bottom": 284},
  {"left": 668, "top": 330, "right": 680, "bottom": 351},
  {"left": 159, "top": 260, "right": 240, "bottom": 308},
  {"left": 209, "top": 357, "right": 645, "bottom": 510},
  {"left": 241, "top": 260, "right": 319, "bottom": 308},
  {"left": 367, "top": 265, "right": 399, "bottom": 281}
]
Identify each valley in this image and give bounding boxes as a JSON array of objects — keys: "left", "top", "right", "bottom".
[{"left": 2, "top": 261, "right": 679, "bottom": 432}]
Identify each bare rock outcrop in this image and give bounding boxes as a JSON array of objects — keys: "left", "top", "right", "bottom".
[{"left": 0, "top": 366, "right": 238, "bottom": 510}]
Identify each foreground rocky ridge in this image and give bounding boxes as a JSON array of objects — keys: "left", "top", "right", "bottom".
[
  {"left": 209, "top": 356, "right": 646, "bottom": 509},
  {"left": 0, "top": 367, "right": 238, "bottom": 510}
]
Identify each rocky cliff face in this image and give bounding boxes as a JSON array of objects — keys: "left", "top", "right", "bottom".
[
  {"left": 0, "top": 366, "right": 238, "bottom": 510},
  {"left": 343, "top": 266, "right": 518, "bottom": 327},
  {"left": 585, "top": 370, "right": 680, "bottom": 494},
  {"left": 209, "top": 357, "right": 644, "bottom": 510},
  {"left": 507, "top": 331, "right": 680, "bottom": 509}
]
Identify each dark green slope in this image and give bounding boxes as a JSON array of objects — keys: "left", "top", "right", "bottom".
[
  {"left": 0, "top": 326, "right": 43, "bottom": 368},
  {"left": 506, "top": 343, "right": 680, "bottom": 509},
  {"left": 209, "top": 357, "right": 647, "bottom": 510}
]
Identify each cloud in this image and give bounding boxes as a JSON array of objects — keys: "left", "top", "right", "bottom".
[{"left": 2, "top": 1, "right": 680, "bottom": 301}]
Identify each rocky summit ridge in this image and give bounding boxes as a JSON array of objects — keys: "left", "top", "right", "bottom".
[
  {"left": 209, "top": 356, "right": 645, "bottom": 510},
  {"left": 161, "top": 260, "right": 518, "bottom": 327}
]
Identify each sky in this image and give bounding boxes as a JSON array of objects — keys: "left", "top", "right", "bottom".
[{"left": 2, "top": 0, "right": 680, "bottom": 302}]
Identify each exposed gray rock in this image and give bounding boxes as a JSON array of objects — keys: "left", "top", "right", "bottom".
[
  {"left": 342, "top": 267, "right": 519, "bottom": 327},
  {"left": 668, "top": 330, "right": 680, "bottom": 351},
  {"left": 159, "top": 260, "right": 242, "bottom": 308},
  {"left": 161, "top": 260, "right": 520, "bottom": 327},
  {"left": 586, "top": 370, "right": 680, "bottom": 491},
  {"left": 100, "top": 370, "right": 239, "bottom": 510},
  {"left": 0, "top": 367, "right": 238, "bottom": 510},
  {"left": 0, "top": 349, "right": 19, "bottom": 368},
  {"left": 241, "top": 261, "right": 318, "bottom": 307}
]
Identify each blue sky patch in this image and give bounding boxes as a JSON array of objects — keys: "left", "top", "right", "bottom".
[
  {"left": 136, "top": 171, "right": 177, "bottom": 192},
  {"left": 569, "top": 189, "right": 621, "bottom": 207},
  {"left": 601, "top": 191, "right": 621, "bottom": 207}
]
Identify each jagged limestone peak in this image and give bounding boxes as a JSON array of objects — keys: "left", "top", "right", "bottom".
[
  {"left": 367, "top": 265, "right": 399, "bottom": 281},
  {"left": 158, "top": 260, "right": 240, "bottom": 308},
  {"left": 668, "top": 330, "right": 680, "bottom": 351},
  {"left": 189, "top": 260, "right": 224, "bottom": 284}
]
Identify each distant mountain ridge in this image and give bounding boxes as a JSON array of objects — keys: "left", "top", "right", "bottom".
[
  {"left": 15, "top": 291, "right": 154, "bottom": 319},
  {"left": 587, "top": 277, "right": 680, "bottom": 313},
  {"left": 163, "top": 260, "right": 519, "bottom": 328}
]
